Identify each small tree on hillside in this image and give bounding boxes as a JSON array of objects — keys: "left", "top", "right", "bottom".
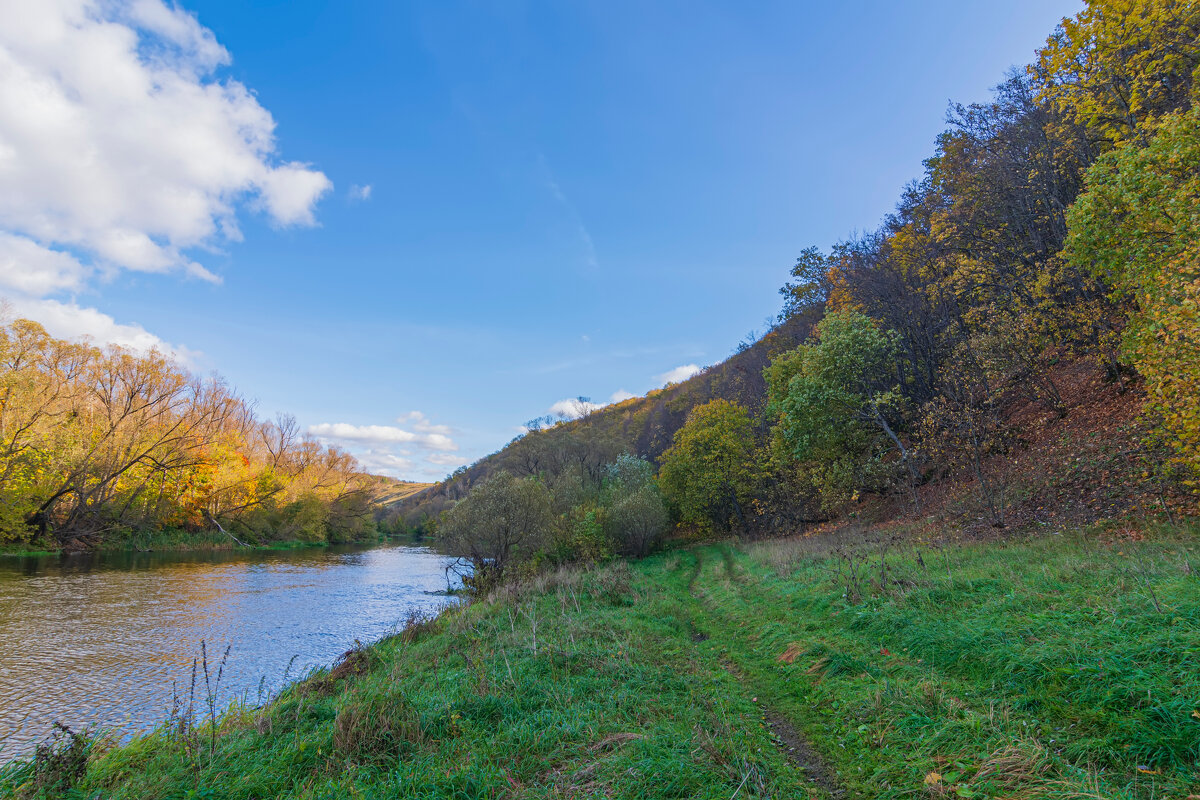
[
  {"left": 439, "top": 472, "right": 554, "bottom": 591},
  {"left": 658, "top": 400, "right": 759, "bottom": 532},
  {"left": 604, "top": 454, "right": 668, "bottom": 556}
]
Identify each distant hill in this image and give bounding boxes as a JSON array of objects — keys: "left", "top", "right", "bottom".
[
  {"left": 389, "top": 309, "right": 820, "bottom": 528},
  {"left": 369, "top": 478, "right": 438, "bottom": 508}
]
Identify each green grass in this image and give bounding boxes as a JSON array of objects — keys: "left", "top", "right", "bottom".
[{"left": 4, "top": 527, "right": 1199, "bottom": 799}]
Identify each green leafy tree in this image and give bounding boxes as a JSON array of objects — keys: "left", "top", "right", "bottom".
[
  {"left": 765, "top": 310, "right": 916, "bottom": 509},
  {"left": 1067, "top": 106, "right": 1200, "bottom": 484},
  {"left": 658, "top": 400, "right": 759, "bottom": 532}
]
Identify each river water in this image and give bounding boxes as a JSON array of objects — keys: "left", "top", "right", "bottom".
[{"left": 0, "top": 542, "right": 459, "bottom": 759}]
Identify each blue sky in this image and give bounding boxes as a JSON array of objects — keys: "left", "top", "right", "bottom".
[{"left": 0, "top": 0, "right": 1081, "bottom": 479}]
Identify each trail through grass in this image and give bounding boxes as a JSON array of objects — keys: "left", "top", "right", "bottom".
[{"left": 3, "top": 528, "right": 1198, "bottom": 799}]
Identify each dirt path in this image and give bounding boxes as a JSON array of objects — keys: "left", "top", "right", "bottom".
[
  {"left": 682, "top": 549, "right": 845, "bottom": 798},
  {"left": 760, "top": 706, "right": 844, "bottom": 798}
]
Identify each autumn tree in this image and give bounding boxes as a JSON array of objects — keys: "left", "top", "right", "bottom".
[
  {"left": 603, "top": 454, "right": 668, "bottom": 556},
  {"left": 1066, "top": 106, "right": 1200, "bottom": 484},
  {"left": 0, "top": 317, "right": 383, "bottom": 547},
  {"left": 1033, "top": 0, "right": 1200, "bottom": 145},
  {"left": 658, "top": 399, "right": 759, "bottom": 532}
]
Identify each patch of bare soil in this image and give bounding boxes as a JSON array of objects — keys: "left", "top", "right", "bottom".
[
  {"left": 717, "top": 657, "right": 843, "bottom": 798},
  {"left": 761, "top": 706, "right": 844, "bottom": 798}
]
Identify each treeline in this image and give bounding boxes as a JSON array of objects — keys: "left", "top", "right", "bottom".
[
  {"left": 401, "top": 0, "right": 1200, "bottom": 576},
  {"left": 0, "top": 318, "right": 383, "bottom": 549}
]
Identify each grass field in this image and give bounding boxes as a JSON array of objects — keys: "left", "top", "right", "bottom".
[{"left": 4, "top": 525, "right": 1198, "bottom": 799}]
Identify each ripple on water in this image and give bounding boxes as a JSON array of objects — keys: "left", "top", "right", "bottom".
[{"left": 0, "top": 543, "right": 458, "bottom": 758}]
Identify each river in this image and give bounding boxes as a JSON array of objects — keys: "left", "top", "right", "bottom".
[{"left": 0, "top": 542, "right": 459, "bottom": 759}]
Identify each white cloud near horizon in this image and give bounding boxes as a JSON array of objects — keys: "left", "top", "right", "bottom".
[
  {"left": 548, "top": 397, "right": 604, "bottom": 420},
  {"left": 656, "top": 364, "right": 702, "bottom": 385},
  {"left": 0, "top": 0, "right": 331, "bottom": 352},
  {"left": 545, "top": 389, "right": 636, "bottom": 422},
  {"left": 307, "top": 412, "right": 462, "bottom": 479},
  {"left": 307, "top": 422, "right": 457, "bottom": 452}
]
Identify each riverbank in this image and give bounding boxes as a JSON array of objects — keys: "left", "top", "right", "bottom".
[
  {"left": 0, "top": 529, "right": 405, "bottom": 558},
  {"left": 4, "top": 523, "right": 1198, "bottom": 799}
]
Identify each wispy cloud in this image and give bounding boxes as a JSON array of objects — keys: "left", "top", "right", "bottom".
[
  {"left": 3, "top": 297, "right": 199, "bottom": 364},
  {"left": 537, "top": 154, "right": 597, "bottom": 269},
  {"left": 348, "top": 184, "right": 373, "bottom": 201}
]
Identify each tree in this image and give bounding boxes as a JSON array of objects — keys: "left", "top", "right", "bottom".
[
  {"left": 658, "top": 400, "right": 759, "bottom": 532},
  {"left": 439, "top": 472, "right": 554, "bottom": 590},
  {"left": 765, "top": 310, "right": 917, "bottom": 509},
  {"left": 603, "top": 454, "right": 668, "bottom": 556},
  {"left": 1033, "top": 0, "right": 1200, "bottom": 145},
  {"left": 1066, "top": 106, "right": 1200, "bottom": 484},
  {"left": 778, "top": 246, "right": 836, "bottom": 319},
  {"left": 917, "top": 343, "right": 1015, "bottom": 528}
]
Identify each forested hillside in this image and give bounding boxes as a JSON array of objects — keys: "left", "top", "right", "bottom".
[
  {"left": 396, "top": 0, "right": 1200, "bottom": 575},
  {"left": 0, "top": 318, "right": 389, "bottom": 550}
]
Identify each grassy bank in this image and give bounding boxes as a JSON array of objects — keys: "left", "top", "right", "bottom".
[
  {"left": 0, "top": 529, "right": 399, "bottom": 558},
  {"left": 4, "top": 526, "right": 1198, "bottom": 799}
]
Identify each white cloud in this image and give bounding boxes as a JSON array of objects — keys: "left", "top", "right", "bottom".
[
  {"left": 0, "top": 0, "right": 332, "bottom": 293},
  {"left": 307, "top": 422, "right": 457, "bottom": 452},
  {"left": 656, "top": 364, "right": 702, "bottom": 385},
  {"left": 544, "top": 389, "right": 638, "bottom": 422},
  {"left": 549, "top": 397, "right": 604, "bottom": 420},
  {"left": 426, "top": 452, "right": 468, "bottom": 467},
  {"left": 352, "top": 450, "right": 415, "bottom": 476},
  {"left": 4, "top": 296, "right": 198, "bottom": 362},
  {"left": 0, "top": 234, "right": 89, "bottom": 295},
  {"left": 306, "top": 412, "right": 461, "bottom": 479},
  {"left": 348, "top": 184, "right": 372, "bottom": 201},
  {"left": 399, "top": 411, "right": 453, "bottom": 436}
]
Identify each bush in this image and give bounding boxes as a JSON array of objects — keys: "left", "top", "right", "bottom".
[{"left": 439, "top": 472, "right": 554, "bottom": 591}]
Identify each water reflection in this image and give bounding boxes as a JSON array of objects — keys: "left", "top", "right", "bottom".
[{"left": 0, "top": 543, "right": 458, "bottom": 758}]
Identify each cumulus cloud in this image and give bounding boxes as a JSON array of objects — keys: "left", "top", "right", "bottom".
[
  {"left": 351, "top": 450, "right": 415, "bottom": 476},
  {"left": 656, "top": 364, "right": 702, "bottom": 385},
  {"left": 4, "top": 296, "right": 198, "bottom": 361},
  {"left": 426, "top": 452, "right": 469, "bottom": 467},
  {"left": 306, "top": 412, "right": 462, "bottom": 479},
  {"left": 0, "top": 234, "right": 90, "bottom": 296},
  {"left": 399, "top": 411, "right": 453, "bottom": 436},
  {"left": 0, "top": 0, "right": 331, "bottom": 344},
  {"left": 545, "top": 388, "right": 637, "bottom": 421},
  {"left": 306, "top": 422, "right": 457, "bottom": 452}
]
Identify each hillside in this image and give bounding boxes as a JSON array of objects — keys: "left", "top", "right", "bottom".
[{"left": 390, "top": 309, "right": 821, "bottom": 529}]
